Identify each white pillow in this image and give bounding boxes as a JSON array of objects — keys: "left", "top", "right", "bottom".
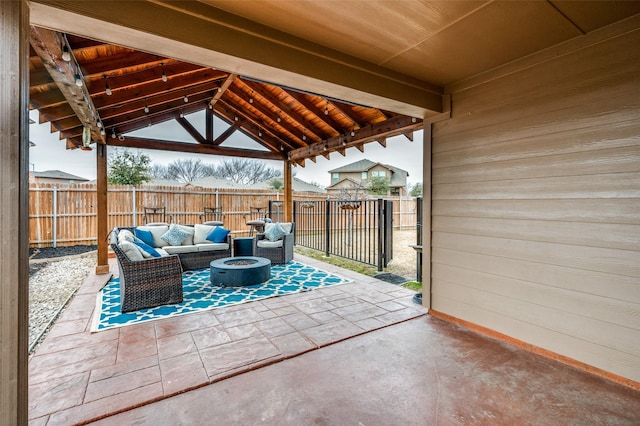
[
  {"left": 137, "top": 225, "right": 170, "bottom": 247},
  {"left": 117, "top": 229, "right": 135, "bottom": 245},
  {"left": 193, "top": 224, "right": 216, "bottom": 244},
  {"left": 118, "top": 241, "right": 144, "bottom": 261}
]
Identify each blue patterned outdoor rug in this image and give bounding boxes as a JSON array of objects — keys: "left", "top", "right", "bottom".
[{"left": 91, "top": 261, "right": 350, "bottom": 332}]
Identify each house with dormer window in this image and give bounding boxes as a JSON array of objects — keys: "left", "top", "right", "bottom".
[{"left": 326, "top": 159, "right": 408, "bottom": 197}]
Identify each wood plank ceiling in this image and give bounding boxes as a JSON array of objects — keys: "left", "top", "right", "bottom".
[{"left": 28, "top": 27, "right": 422, "bottom": 166}]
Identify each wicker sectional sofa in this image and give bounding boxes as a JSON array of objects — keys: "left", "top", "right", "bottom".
[
  {"left": 112, "top": 224, "right": 232, "bottom": 270},
  {"left": 110, "top": 223, "right": 232, "bottom": 312}
]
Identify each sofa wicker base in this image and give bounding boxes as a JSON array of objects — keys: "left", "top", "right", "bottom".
[
  {"left": 179, "top": 249, "right": 233, "bottom": 270},
  {"left": 111, "top": 243, "right": 184, "bottom": 313}
]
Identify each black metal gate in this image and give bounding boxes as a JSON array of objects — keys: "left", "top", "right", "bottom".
[{"left": 293, "top": 198, "right": 393, "bottom": 271}]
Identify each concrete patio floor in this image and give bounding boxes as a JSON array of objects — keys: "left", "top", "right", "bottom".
[
  {"left": 28, "top": 254, "right": 426, "bottom": 425},
  {"left": 28, "top": 254, "right": 640, "bottom": 425},
  {"left": 92, "top": 316, "right": 640, "bottom": 426}
]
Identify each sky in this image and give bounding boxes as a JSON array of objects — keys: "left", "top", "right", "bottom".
[{"left": 28, "top": 109, "right": 424, "bottom": 188}]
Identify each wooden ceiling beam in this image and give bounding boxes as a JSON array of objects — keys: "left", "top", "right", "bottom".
[
  {"left": 226, "top": 84, "right": 306, "bottom": 148},
  {"left": 101, "top": 87, "right": 215, "bottom": 126},
  {"left": 29, "top": 88, "right": 69, "bottom": 110},
  {"left": 91, "top": 67, "right": 228, "bottom": 108},
  {"left": 241, "top": 80, "right": 313, "bottom": 143},
  {"left": 224, "top": 86, "right": 307, "bottom": 148},
  {"left": 177, "top": 116, "right": 206, "bottom": 144},
  {"left": 216, "top": 88, "right": 299, "bottom": 148},
  {"left": 209, "top": 73, "right": 236, "bottom": 108},
  {"left": 212, "top": 122, "right": 239, "bottom": 146},
  {"left": 79, "top": 51, "right": 171, "bottom": 77},
  {"left": 30, "top": 65, "right": 53, "bottom": 87},
  {"left": 289, "top": 116, "right": 422, "bottom": 162},
  {"left": 29, "top": 26, "right": 105, "bottom": 144},
  {"left": 107, "top": 136, "right": 286, "bottom": 160},
  {"left": 281, "top": 90, "right": 343, "bottom": 138},
  {"left": 215, "top": 100, "right": 285, "bottom": 153},
  {"left": 37, "top": 103, "right": 75, "bottom": 123},
  {"left": 330, "top": 99, "right": 366, "bottom": 128}
]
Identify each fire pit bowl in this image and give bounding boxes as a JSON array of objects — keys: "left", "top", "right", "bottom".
[{"left": 209, "top": 256, "right": 271, "bottom": 287}]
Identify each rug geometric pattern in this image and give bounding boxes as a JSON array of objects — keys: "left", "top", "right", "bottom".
[{"left": 91, "top": 261, "right": 350, "bottom": 332}]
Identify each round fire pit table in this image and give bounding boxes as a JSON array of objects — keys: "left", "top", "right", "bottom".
[{"left": 210, "top": 256, "right": 271, "bottom": 287}]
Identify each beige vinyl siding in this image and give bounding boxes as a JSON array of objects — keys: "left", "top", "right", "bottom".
[{"left": 432, "top": 26, "right": 640, "bottom": 381}]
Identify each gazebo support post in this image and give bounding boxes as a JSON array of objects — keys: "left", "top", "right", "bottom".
[
  {"left": 0, "top": 1, "right": 29, "bottom": 422},
  {"left": 283, "top": 160, "right": 293, "bottom": 222},
  {"left": 95, "top": 143, "right": 110, "bottom": 274}
]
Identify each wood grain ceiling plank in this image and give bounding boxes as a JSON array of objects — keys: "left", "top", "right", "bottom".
[
  {"left": 241, "top": 80, "right": 314, "bottom": 140},
  {"left": 282, "top": 91, "right": 343, "bottom": 138},
  {"left": 91, "top": 67, "right": 227, "bottom": 108}
]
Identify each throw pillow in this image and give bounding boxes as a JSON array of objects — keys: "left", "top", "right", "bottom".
[
  {"left": 133, "top": 241, "right": 161, "bottom": 258},
  {"left": 264, "top": 222, "right": 286, "bottom": 242},
  {"left": 170, "top": 224, "right": 195, "bottom": 245},
  {"left": 193, "top": 224, "right": 216, "bottom": 244},
  {"left": 117, "top": 229, "right": 135, "bottom": 244},
  {"left": 118, "top": 241, "right": 144, "bottom": 261},
  {"left": 136, "top": 225, "right": 170, "bottom": 247},
  {"left": 134, "top": 228, "right": 155, "bottom": 247},
  {"left": 161, "top": 226, "right": 190, "bottom": 246},
  {"left": 206, "top": 226, "right": 230, "bottom": 243}
]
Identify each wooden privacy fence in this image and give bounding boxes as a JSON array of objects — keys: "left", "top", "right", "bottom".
[{"left": 28, "top": 183, "right": 418, "bottom": 247}]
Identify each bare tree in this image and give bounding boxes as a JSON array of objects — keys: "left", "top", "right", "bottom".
[
  {"left": 164, "top": 159, "right": 215, "bottom": 183},
  {"left": 149, "top": 164, "right": 169, "bottom": 179},
  {"left": 212, "top": 158, "right": 281, "bottom": 185}
]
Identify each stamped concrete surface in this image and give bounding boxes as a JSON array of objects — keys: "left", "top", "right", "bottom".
[
  {"left": 28, "top": 254, "right": 425, "bottom": 425},
  {"left": 91, "top": 316, "right": 640, "bottom": 425}
]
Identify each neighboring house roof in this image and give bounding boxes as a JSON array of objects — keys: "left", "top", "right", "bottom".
[
  {"left": 33, "top": 170, "right": 89, "bottom": 181},
  {"left": 188, "top": 176, "right": 243, "bottom": 189},
  {"left": 325, "top": 177, "right": 363, "bottom": 191},
  {"left": 247, "top": 177, "right": 326, "bottom": 193},
  {"left": 328, "top": 159, "right": 409, "bottom": 176},
  {"left": 327, "top": 159, "right": 408, "bottom": 188},
  {"left": 144, "top": 178, "right": 188, "bottom": 187}
]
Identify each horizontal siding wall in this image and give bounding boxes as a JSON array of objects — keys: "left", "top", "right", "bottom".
[{"left": 432, "top": 26, "right": 640, "bottom": 382}]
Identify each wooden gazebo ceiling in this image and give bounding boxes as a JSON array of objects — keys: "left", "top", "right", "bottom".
[{"left": 28, "top": 27, "right": 422, "bottom": 166}]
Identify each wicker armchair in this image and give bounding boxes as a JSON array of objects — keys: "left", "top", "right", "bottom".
[
  {"left": 253, "top": 222, "right": 295, "bottom": 264},
  {"left": 110, "top": 241, "right": 183, "bottom": 313}
]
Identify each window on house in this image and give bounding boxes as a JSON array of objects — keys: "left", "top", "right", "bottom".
[
  {"left": 371, "top": 170, "right": 385, "bottom": 178},
  {"left": 332, "top": 173, "right": 339, "bottom": 183},
  {"left": 361, "top": 171, "right": 368, "bottom": 180}
]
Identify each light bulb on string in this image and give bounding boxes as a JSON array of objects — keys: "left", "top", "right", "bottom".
[
  {"left": 160, "top": 62, "right": 168, "bottom": 82},
  {"left": 104, "top": 76, "right": 112, "bottom": 96},
  {"left": 61, "top": 44, "right": 71, "bottom": 62}
]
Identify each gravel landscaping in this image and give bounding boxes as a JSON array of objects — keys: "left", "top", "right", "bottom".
[{"left": 29, "top": 251, "right": 96, "bottom": 353}]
